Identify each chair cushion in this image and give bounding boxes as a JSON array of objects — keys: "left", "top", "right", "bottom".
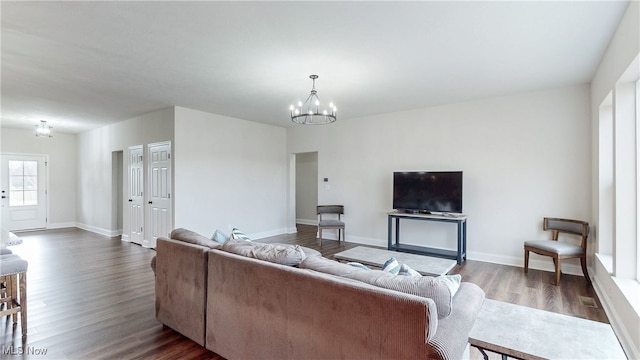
[
  {"left": 318, "top": 220, "right": 345, "bottom": 227},
  {"left": 0, "top": 254, "right": 28, "bottom": 275},
  {"left": 524, "top": 240, "right": 583, "bottom": 256}
]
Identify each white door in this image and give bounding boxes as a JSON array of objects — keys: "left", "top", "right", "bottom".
[
  {"left": 128, "top": 146, "right": 144, "bottom": 245},
  {"left": 146, "top": 141, "right": 172, "bottom": 248},
  {"left": 0, "top": 154, "right": 47, "bottom": 231}
]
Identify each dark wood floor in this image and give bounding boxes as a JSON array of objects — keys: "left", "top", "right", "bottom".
[{"left": 1, "top": 225, "right": 608, "bottom": 359}]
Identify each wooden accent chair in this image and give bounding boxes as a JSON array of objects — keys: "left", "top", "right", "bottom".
[
  {"left": 0, "top": 254, "right": 28, "bottom": 336},
  {"left": 524, "top": 217, "right": 590, "bottom": 286},
  {"left": 317, "top": 205, "right": 345, "bottom": 246}
]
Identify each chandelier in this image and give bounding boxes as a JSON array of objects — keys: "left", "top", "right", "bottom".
[
  {"left": 35, "top": 120, "right": 53, "bottom": 137},
  {"left": 290, "top": 75, "right": 337, "bottom": 125}
]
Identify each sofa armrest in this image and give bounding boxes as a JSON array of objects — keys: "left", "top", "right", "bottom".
[
  {"left": 155, "top": 237, "right": 209, "bottom": 346},
  {"left": 427, "top": 282, "right": 485, "bottom": 360}
]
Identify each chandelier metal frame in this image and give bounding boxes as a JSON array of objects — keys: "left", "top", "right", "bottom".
[{"left": 290, "top": 75, "right": 337, "bottom": 125}]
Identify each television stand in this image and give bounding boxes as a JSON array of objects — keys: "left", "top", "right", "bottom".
[{"left": 387, "top": 211, "right": 467, "bottom": 264}]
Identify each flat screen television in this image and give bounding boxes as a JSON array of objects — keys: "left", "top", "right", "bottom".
[{"left": 393, "top": 171, "right": 463, "bottom": 214}]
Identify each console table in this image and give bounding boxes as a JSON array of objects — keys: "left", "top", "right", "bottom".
[{"left": 387, "top": 211, "right": 467, "bottom": 264}]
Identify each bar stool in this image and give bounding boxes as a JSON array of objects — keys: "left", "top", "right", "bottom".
[{"left": 0, "top": 254, "right": 28, "bottom": 336}]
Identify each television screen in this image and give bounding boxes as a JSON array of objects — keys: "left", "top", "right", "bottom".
[{"left": 393, "top": 171, "right": 463, "bottom": 213}]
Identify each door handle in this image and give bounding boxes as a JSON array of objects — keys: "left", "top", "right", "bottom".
[
  {"left": 128, "top": 199, "right": 132, "bottom": 202},
  {"left": 148, "top": 201, "right": 153, "bottom": 204}
]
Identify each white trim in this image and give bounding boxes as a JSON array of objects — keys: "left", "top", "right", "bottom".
[
  {"left": 296, "top": 218, "right": 317, "bottom": 226},
  {"left": 76, "top": 223, "right": 121, "bottom": 238},
  {"left": 1, "top": 153, "right": 49, "bottom": 231},
  {"left": 592, "top": 256, "right": 640, "bottom": 360},
  {"left": 47, "top": 222, "right": 76, "bottom": 230},
  {"left": 469, "top": 251, "right": 585, "bottom": 276},
  {"left": 121, "top": 233, "right": 131, "bottom": 242}
]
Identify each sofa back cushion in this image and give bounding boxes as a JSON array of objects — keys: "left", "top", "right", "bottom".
[
  {"left": 221, "top": 238, "right": 307, "bottom": 266},
  {"left": 206, "top": 249, "right": 437, "bottom": 359},
  {"left": 171, "top": 228, "right": 221, "bottom": 249},
  {"left": 300, "top": 255, "right": 453, "bottom": 319}
]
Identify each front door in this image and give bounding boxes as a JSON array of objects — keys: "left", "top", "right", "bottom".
[
  {"left": 146, "top": 141, "right": 172, "bottom": 248},
  {"left": 128, "top": 146, "right": 144, "bottom": 245},
  {"left": 0, "top": 154, "right": 48, "bottom": 231}
]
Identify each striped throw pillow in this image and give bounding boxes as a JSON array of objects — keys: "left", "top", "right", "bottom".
[
  {"left": 382, "top": 257, "right": 400, "bottom": 274},
  {"left": 347, "top": 262, "right": 370, "bottom": 270},
  {"left": 230, "top": 228, "right": 251, "bottom": 241},
  {"left": 399, "top": 264, "right": 422, "bottom": 277}
]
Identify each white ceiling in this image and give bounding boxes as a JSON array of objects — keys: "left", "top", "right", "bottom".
[{"left": 0, "top": 1, "right": 630, "bottom": 134}]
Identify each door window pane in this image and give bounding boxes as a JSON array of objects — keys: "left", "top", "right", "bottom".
[{"left": 8, "top": 160, "right": 38, "bottom": 207}]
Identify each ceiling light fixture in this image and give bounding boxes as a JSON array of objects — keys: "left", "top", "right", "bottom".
[
  {"left": 290, "top": 75, "right": 337, "bottom": 125},
  {"left": 35, "top": 120, "right": 53, "bottom": 138}
]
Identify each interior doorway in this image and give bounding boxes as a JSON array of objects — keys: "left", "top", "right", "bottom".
[
  {"left": 294, "top": 152, "right": 318, "bottom": 226},
  {"left": 111, "top": 151, "right": 124, "bottom": 237}
]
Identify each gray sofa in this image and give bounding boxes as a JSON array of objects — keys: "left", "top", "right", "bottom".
[{"left": 153, "top": 228, "right": 485, "bottom": 359}]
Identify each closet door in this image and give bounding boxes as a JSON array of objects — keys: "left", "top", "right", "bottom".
[
  {"left": 128, "top": 146, "right": 144, "bottom": 245},
  {"left": 146, "top": 141, "right": 172, "bottom": 248}
]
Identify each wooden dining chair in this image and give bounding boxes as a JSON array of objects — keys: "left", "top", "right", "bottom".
[
  {"left": 524, "top": 217, "right": 590, "bottom": 286},
  {"left": 317, "top": 205, "right": 345, "bottom": 246}
]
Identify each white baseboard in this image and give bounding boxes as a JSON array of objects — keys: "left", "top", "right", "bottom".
[
  {"left": 75, "top": 223, "right": 122, "bottom": 238},
  {"left": 121, "top": 234, "right": 131, "bottom": 242},
  {"left": 592, "top": 255, "right": 640, "bottom": 360},
  {"left": 296, "top": 218, "right": 317, "bottom": 226},
  {"left": 468, "top": 250, "right": 585, "bottom": 276},
  {"left": 48, "top": 222, "right": 77, "bottom": 229},
  {"left": 592, "top": 278, "right": 640, "bottom": 360}
]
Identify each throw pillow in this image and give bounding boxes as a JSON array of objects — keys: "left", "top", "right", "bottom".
[
  {"left": 211, "top": 229, "right": 229, "bottom": 244},
  {"left": 221, "top": 239, "right": 307, "bottom": 266},
  {"left": 382, "top": 257, "right": 400, "bottom": 274},
  {"left": 347, "top": 262, "right": 370, "bottom": 270},
  {"left": 230, "top": 227, "right": 251, "bottom": 241},
  {"left": 170, "top": 228, "right": 220, "bottom": 249},
  {"left": 300, "top": 256, "right": 454, "bottom": 319},
  {"left": 437, "top": 274, "right": 462, "bottom": 297},
  {"left": 398, "top": 263, "right": 422, "bottom": 277}
]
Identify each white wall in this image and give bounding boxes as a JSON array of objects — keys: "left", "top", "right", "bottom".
[
  {"left": 76, "top": 107, "right": 174, "bottom": 236},
  {"left": 295, "top": 152, "right": 318, "bottom": 225},
  {"left": 0, "top": 128, "right": 77, "bottom": 228},
  {"left": 173, "top": 106, "right": 287, "bottom": 239},
  {"left": 288, "top": 84, "right": 591, "bottom": 272},
  {"left": 590, "top": 1, "right": 640, "bottom": 358}
]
